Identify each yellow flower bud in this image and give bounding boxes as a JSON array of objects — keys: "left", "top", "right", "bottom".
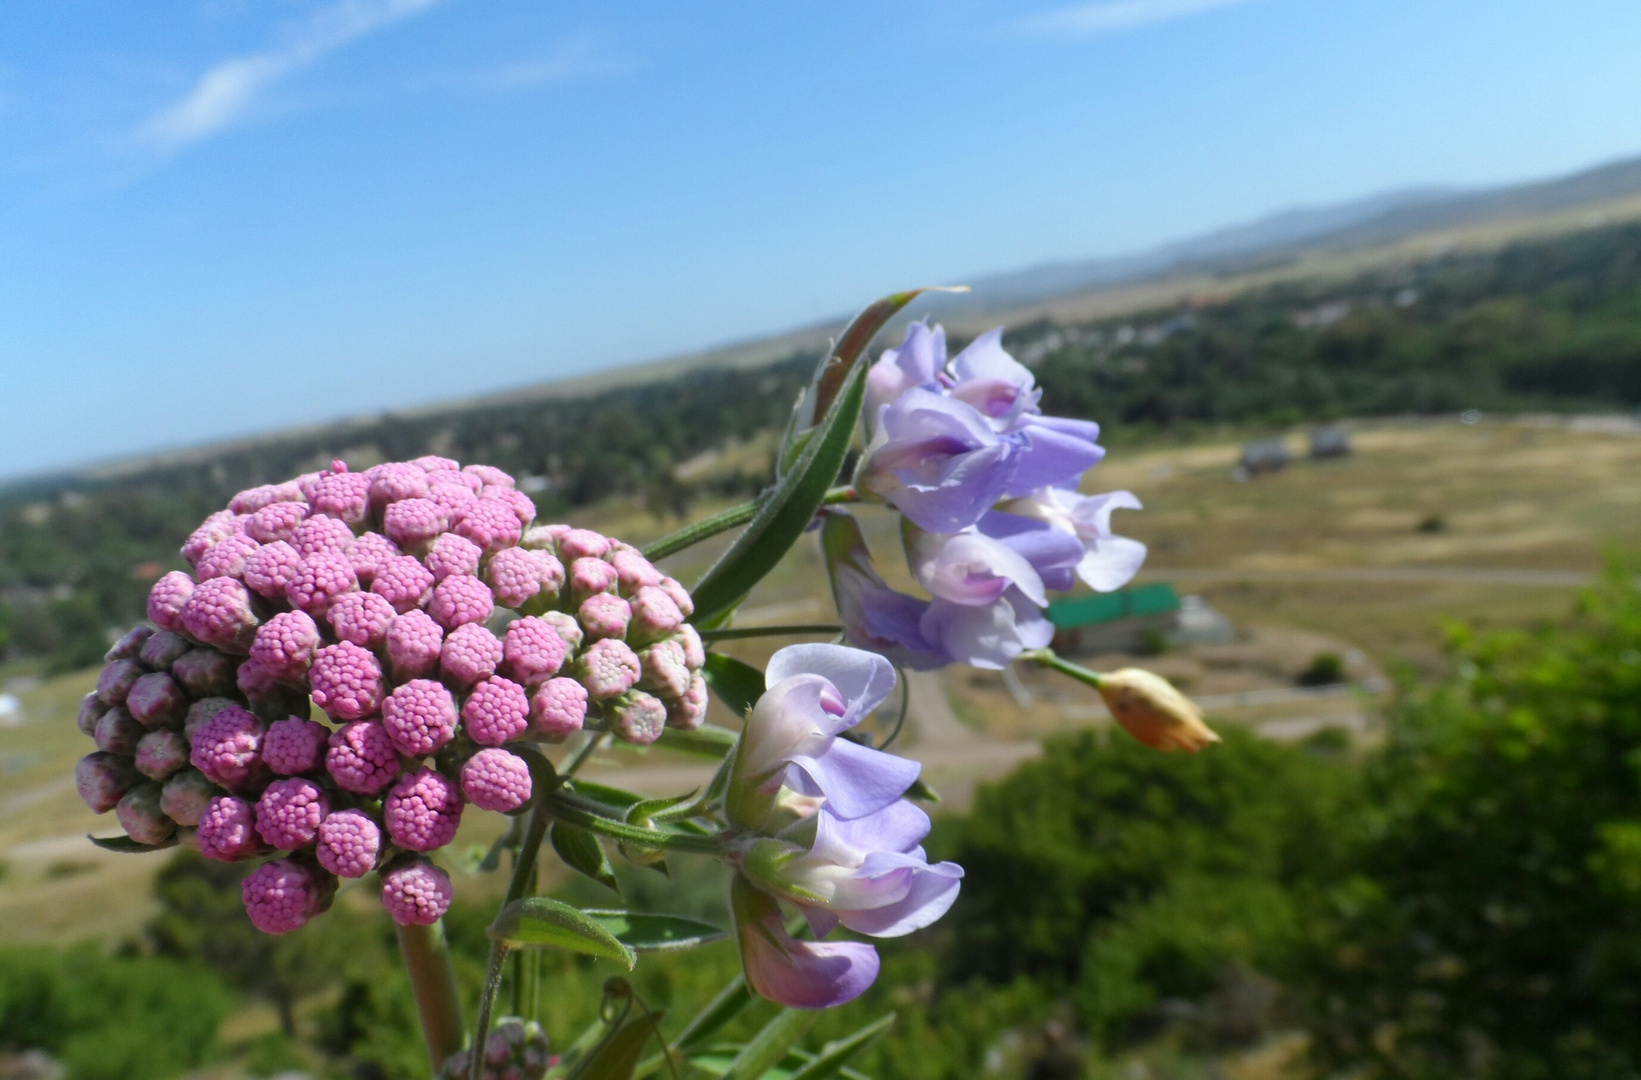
[{"left": 1097, "top": 668, "right": 1219, "bottom": 752}]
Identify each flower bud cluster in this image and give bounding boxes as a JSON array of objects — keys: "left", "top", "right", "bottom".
[
  {"left": 74, "top": 456, "right": 704, "bottom": 934},
  {"left": 438, "top": 1017, "right": 552, "bottom": 1080}
]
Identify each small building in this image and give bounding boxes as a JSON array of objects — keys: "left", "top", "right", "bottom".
[
  {"left": 1047, "top": 585, "right": 1236, "bottom": 655},
  {"left": 1240, "top": 438, "right": 1291, "bottom": 476},
  {"left": 1309, "top": 424, "right": 1351, "bottom": 459}
]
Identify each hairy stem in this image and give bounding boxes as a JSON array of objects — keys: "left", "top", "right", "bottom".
[
  {"left": 641, "top": 486, "right": 858, "bottom": 561},
  {"left": 396, "top": 920, "right": 466, "bottom": 1075},
  {"left": 542, "top": 790, "right": 723, "bottom": 854},
  {"left": 1020, "top": 647, "right": 1106, "bottom": 688},
  {"left": 469, "top": 804, "right": 551, "bottom": 1080}
]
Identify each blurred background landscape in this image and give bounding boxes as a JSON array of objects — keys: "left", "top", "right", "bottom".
[{"left": 4, "top": 3, "right": 1641, "bottom": 1079}]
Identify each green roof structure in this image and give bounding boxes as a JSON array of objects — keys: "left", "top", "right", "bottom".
[{"left": 1045, "top": 583, "right": 1181, "bottom": 630}]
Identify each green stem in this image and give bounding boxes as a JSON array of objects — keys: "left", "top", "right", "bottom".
[
  {"left": 641, "top": 487, "right": 858, "bottom": 561},
  {"left": 396, "top": 920, "right": 466, "bottom": 1075},
  {"left": 1020, "top": 647, "right": 1106, "bottom": 688},
  {"left": 561, "top": 731, "right": 606, "bottom": 779},
  {"left": 699, "top": 624, "right": 842, "bottom": 642},
  {"left": 542, "top": 791, "right": 723, "bottom": 854},
  {"left": 469, "top": 803, "right": 551, "bottom": 1080}
]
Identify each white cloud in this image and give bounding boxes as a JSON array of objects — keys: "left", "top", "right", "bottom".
[
  {"left": 139, "top": 0, "right": 444, "bottom": 151},
  {"left": 470, "top": 39, "right": 629, "bottom": 93},
  {"left": 1014, "top": 0, "right": 1262, "bottom": 37}
]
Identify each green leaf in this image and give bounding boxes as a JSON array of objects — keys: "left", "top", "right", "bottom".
[
  {"left": 583, "top": 910, "right": 728, "bottom": 952},
  {"left": 487, "top": 897, "right": 636, "bottom": 968},
  {"left": 787, "top": 1014, "right": 895, "bottom": 1080},
  {"left": 542, "top": 791, "right": 723, "bottom": 855},
  {"left": 720, "top": 1009, "right": 820, "bottom": 1080},
  {"left": 551, "top": 823, "right": 621, "bottom": 895},
  {"left": 87, "top": 832, "right": 177, "bottom": 853},
  {"left": 690, "top": 359, "right": 869, "bottom": 628},
  {"left": 567, "top": 1008, "right": 667, "bottom": 1080},
  {"left": 702, "top": 652, "right": 766, "bottom": 719},
  {"left": 657, "top": 722, "right": 740, "bottom": 758},
  {"left": 569, "top": 779, "right": 646, "bottom": 810}
]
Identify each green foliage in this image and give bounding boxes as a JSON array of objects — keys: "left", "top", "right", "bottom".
[
  {"left": 0, "top": 943, "right": 230, "bottom": 1080},
  {"left": 1306, "top": 567, "right": 1641, "bottom": 1079}
]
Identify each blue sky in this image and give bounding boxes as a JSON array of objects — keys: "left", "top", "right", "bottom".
[{"left": 3, "top": 0, "right": 1640, "bottom": 479}]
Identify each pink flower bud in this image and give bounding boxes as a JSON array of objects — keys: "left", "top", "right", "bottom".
[
  {"left": 381, "top": 858, "right": 453, "bottom": 925},
  {"left": 610, "top": 692, "right": 667, "bottom": 745},
  {"left": 182, "top": 511, "right": 238, "bottom": 565},
  {"left": 541, "top": 611, "right": 583, "bottom": 652},
  {"left": 482, "top": 487, "right": 535, "bottom": 528},
  {"left": 256, "top": 777, "right": 329, "bottom": 849},
  {"left": 501, "top": 617, "right": 567, "bottom": 687},
  {"left": 138, "top": 630, "right": 193, "bottom": 671},
  {"left": 567, "top": 558, "right": 618, "bottom": 604},
  {"left": 316, "top": 808, "right": 381, "bottom": 878},
  {"left": 487, "top": 547, "right": 562, "bottom": 609},
  {"left": 558, "top": 529, "right": 611, "bottom": 561},
  {"left": 327, "top": 721, "right": 401, "bottom": 796},
  {"left": 412, "top": 454, "right": 460, "bottom": 473},
  {"left": 384, "top": 497, "right": 449, "bottom": 550},
  {"left": 529, "top": 678, "right": 587, "bottom": 741},
  {"left": 312, "top": 471, "right": 372, "bottom": 526},
  {"left": 263, "top": 717, "right": 329, "bottom": 775},
  {"left": 522, "top": 523, "right": 570, "bottom": 551},
  {"left": 147, "top": 571, "right": 196, "bottom": 634},
  {"left": 427, "top": 482, "right": 478, "bottom": 519},
  {"left": 160, "top": 768, "right": 219, "bottom": 826},
  {"left": 135, "top": 729, "right": 191, "bottom": 780},
  {"left": 183, "top": 577, "right": 261, "bottom": 652},
  {"left": 461, "top": 748, "right": 532, "bottom": 812},
  {"left": 309, "top": 641, "right": 386, "bottom": 721},
  {"left": 78, "top": 692, "right": 108, "bottom": 737},
  {"left": 345, "top": 531, "right": 402, "bottom": 583},
  {"left": 658, "top": 577, "right": 694, "bottom": 618},
  {"left": 370, "top": 462, "right": 431, "bottom": 509},
  {"left": 329, "top": 591, "right": 397, "bottom": 647},
  {"left": 198, "top": 794, "right": 265, "bottom": 861},
  {"left": 77, "top": 752, "right": 139, "bottom": 813},
  {"left": 666, "top": 674, "right": 709, "bottom": 731},
  {"left": 637, "top": 640, "right": 691, "bottom": 700},
  {"left": 116, "top": 783, "right": 177, "bottom": 845},
  {"left": 627, "top": 586, "right": 684, "bottom": 645},
  {"left": 95, "top": 707, "right": 144, "bottom": 755},
  {"left": 461, "top": 676, "right": 530, "bottom": 747},
  {"left": 425, "top": 532, "right": 482, "bottom": 581},
  {"left": 183, "top": 696, "right": 238, "bottom": 739},
  {"left": 243, "top": 540, "right": 305, "bottom": 599},
  {"left": 440, "top": 623, "right": 503, "bottom": 687},
  {"left": 246, "top": 500, "right": 308, "bottom": 544},
  {"left": 386, "top": 609, "right": 444, "bottom": 681},
  {"left": 578, "top": 638, "right": 641, "bottom": 700},
  {"left": 250, "top": 610, "right": 323, "bottom": 681},
  {"left": 292, "top": 514, "right": 356, "bottom": 557},
  {"left": 243, "top": 859, "right": 330, "bottom": 933},
  {"left": 382, "top": 679, "right": 460, "bottom": 757},
  {"left": 229, "top": 484, "right": 286, "bottom": 514},
  {"left": 428, "top": 468, "right": 481, "bottom": 494},
  {"left": 128, "top": 672, "right": 188, "bottom": 729},
  {"left": 384, "top": 767, "right": 464, "bottom": 851},
  {"left": 453, "top": 500, "right": 522, "bottom": 553},
  {"left": 191, "top": 704, "right": 266, "bottom": 789},
  {"left": 610, "top": 549, "right": 662, "bottom": 594},
  {"left": 196, "top": 533, "right": 260, "bottom": 581},
  {"left": 429, "top": 574, "right": 494, "bottom": 630},
  {"left": 372, "top": 555, "right": 436, "bottom": 613},
  {"left": 106, "top": 625, "right": 155, "bottom": 662},
  {"left": 464, "top": 464, "right": 514, "bottom": 488},
  {"left": 173, "top": 648, "right": 237, "bottom": 699},
  {"left": 577, "top": 593, "right": 631, "bottom": 641},
  {"left": 672, "top": 624, "right": 706, "bottom": 670},
  {"left": 286, "top": 552, "right": 358, "bottom": 619},
  {"left": 97, "top": 659, "right": 145, "bottom": 706}
]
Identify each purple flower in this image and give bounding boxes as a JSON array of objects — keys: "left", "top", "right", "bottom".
[
  {"left": 865, "top": 320, "right": 945, "bottom": 427},
  {"left": 820, "top": 511, "right": 950, "bottom": 672},
  {"left": 731, "top": 877, "right": 881, "bottom": 1010},
  {"left": 856, "top": 388, "right": 1019, "bottom": 534},
  {"left": 726, "top": 643, "right": 918, "bottom": 830},
  {"left": 944, "top": 328, "right": 1042, "bottom": 431},
  {"left": 1003, "top": 486, "right": 1147, "bottom": 592}
]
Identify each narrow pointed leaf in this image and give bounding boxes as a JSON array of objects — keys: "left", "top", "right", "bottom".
[
  {"left": 702, "top": 652, "right": 766, "bottom": 719},
  {"left": 903, "top": 777, "right": 942, "bottom": 804},
  {"left": 787, "top": 1014, "right": 896, "bottom": 1080},
  {"left": 720, "top": 1009, "right": 819, "bottom": 1080},
  {"left": 657, "top": 722, "right": 740, "bottom": 758},
  {"left": 87, "top": 833, "right": 177, "bottom": 853},
  {"left": 690, "top": 360, "right": 868, "bottom": 628},
  {"left": 568, "top": 779, "right": 646, "bottom": 810},
  {"left": 584, "top": 910, "right": 727, "bottom": 952},
  {"left": 488, "top": 897, "right": 636, "bottom": 968},
  {"left": 568, "top": 1008, "right": 667, "bottom": 1080},
  {"left": 551, "top": 823, "right": 621, "bottom": 895}
]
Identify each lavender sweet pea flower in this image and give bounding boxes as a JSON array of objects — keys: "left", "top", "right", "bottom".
[
  {"left": 1004, "top": 415, "right": 1107, "bottom": 497},
  {"left": 946, "top": 329, "right": 1042, "bottom": 431},
  {"left": 919, "top": 591, "right": 1054, "bottom": 670},
  {"left": 856, "top": 388, "right": 1021, "bottom": 534},
  {"left": 731, "top": 877, "right": 881, "bottom": 1010},
  {"left": 742, "top": 799, "right": 963, "bottom": 939},
  {"left": 820, "top": 510, "right": 951, "bottom": 671},
  {"left": 1004, "top": 487, "right": 1147, "bottom": 592},
  {"left": 865, "top": 320, "right": 946, "bottom": 429},
  {"left": 726, "top": 642, "right": 920, "bottom": 829}
]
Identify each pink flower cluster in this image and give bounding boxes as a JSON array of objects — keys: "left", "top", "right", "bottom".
[{"left": 75, "top": 456, "right": 705, "bottom": 935}]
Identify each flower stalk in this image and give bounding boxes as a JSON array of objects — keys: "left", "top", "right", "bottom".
[{"left": 395, "top": 919, "right": 466, "bottom": 1075}]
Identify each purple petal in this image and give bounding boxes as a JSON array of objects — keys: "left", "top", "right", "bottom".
[
  {"left": 766, "top": 644, "right": 896, "bottom": 730},
  {"left": 788, "top": 738, "right": 922, "bottom": 820},
  {"left": 920, "top": 587, "right": 1049, "bottom": 670},
  {"left": 1025, "top": 414, "right": 1103, "bottom": 445},
  {"left": 814, "top": 800, "right": 933, "bottom": 860},
  {"left": 978, "top": 511, "right": 1085, "bottom": 587},
  {"left": 837, "top": 857, "right": 964, "bottom": 938},
  {"left": 909, "top": 530, "right": 1046, "bottom": 607},
  {"left": 1077, "top": 535, "right": 1148, "bottom": 592},
  {"left": 736, "top": 893, "right": 881, "bottom": 1009},
  {"left": 1004, "top": 424, "right": 1107, "bottom": 496}
]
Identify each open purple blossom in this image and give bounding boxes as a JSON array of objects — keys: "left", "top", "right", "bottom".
[
  {"left": 819, "top": 511, "right": 950, "bottom": 671},
  {"left": 1002, "top": 485, "right": 1148, "bottom": 592}
]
